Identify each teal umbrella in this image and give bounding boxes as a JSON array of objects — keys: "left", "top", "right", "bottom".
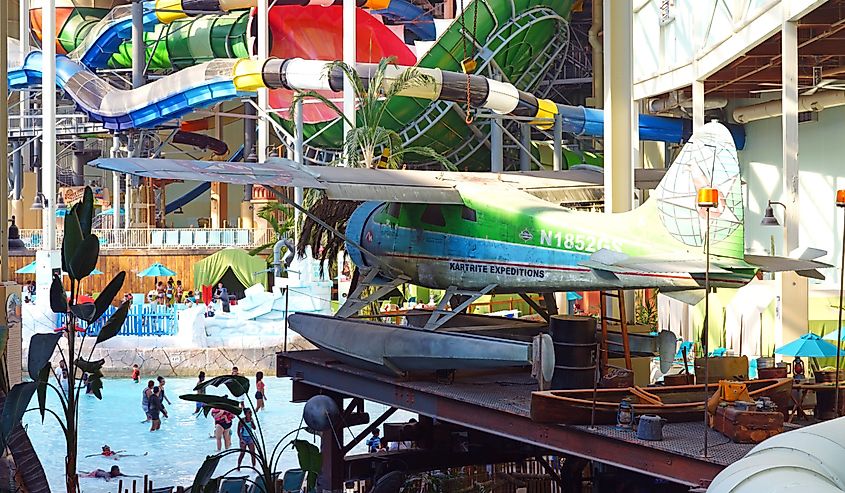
[
  {"left": 137, "top": 263, "right": 176, "bottom": 278},
  {"left": 15, "top": 261, "right": 36, "bottom": 274},
  {"left": 775, "top": 333, "right": 841, "bottom": 358},
  {"left": 823, "top": 329, "right": 845, "bottom": 341}
]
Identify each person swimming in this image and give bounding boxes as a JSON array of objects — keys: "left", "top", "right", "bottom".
[
  {"left": 85, "top": 445, "right": 148, "bottom": 460},
  {"left": 80, "top": 465, "right": 136, "bottom": 480}
]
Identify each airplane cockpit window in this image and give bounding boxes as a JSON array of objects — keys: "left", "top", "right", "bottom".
[
  {"left": 421, "top": 204, "right": 446, "bottom": 226},
  {"left": 386, "top": 202, "right": 402, "bottom": 217},
  {"left": 461, "top": 206, "right": 477, "bottom": 222}
]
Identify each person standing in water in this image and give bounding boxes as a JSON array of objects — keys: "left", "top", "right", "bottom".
[
  {"left": 156, "top": 376, "right": 172, "bottom": 407},
  {"left": 231, "top": 367, "right": 245, "bottom": 409},
  {"left": 212, "top": 406, "right": 234, "bottom": 451},
  {"left": 236, "top": 408, "right": 257, "bottom": 470},
  {"left": 141, "top": 380, "right": 154, "bottom": 422},
  {"left": 148, "top": 386, "right": 167, "bottom": 431},
  {"left": 193, "top": 371, "right": 206, "bottom": 415},
  {"left": 254, "top": 371, "right": 266, "bottom": 412}
]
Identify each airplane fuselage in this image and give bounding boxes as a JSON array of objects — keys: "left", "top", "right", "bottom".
[{"left": 345, "top": 199, "right": 755, "bottom": 293}]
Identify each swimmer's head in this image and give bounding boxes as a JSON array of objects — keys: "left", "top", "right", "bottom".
[{"left": 109, "top": 465, "right": 121, "bottom": 477}]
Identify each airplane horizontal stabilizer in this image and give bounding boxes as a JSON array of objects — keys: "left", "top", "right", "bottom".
[
  {"left": 580, "top": 249, "right": 732, "bottom": 274},
  {"left": 744, "top": 253, "right": 831, "bottom": 280}
]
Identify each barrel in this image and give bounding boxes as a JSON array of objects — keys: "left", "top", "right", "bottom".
[{"left": 549, "top": 315, "right": 597, "bottom": 390}]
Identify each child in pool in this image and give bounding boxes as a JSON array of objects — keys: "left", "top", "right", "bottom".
[
  {"left": 81, "top": 465, "right": 126, "bottom": 480},
  {"left": 236, "top": 408, "right": 257, "bottom": 470},
  {"left": 131, "top": 364, "right": 140, "bottom": 383},
  {"left": 254, "top": 371, "right": 266, "bottom": 412}
]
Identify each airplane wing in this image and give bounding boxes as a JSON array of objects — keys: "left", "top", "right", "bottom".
[{"left": 91, "top": 157, "right": 662, "bottom": 206}]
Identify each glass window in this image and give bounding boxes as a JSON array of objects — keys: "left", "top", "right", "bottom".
[
  {"left": 461, "top": 206, "right": 477, "bottom": 222},
  {"left": 421, "top": 204, "right": 446, "bottom": 227},
  {"left": 386, "top": 203, "right": 401, "bottom": 217}
]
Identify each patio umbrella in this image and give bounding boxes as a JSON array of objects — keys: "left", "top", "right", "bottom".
[
  {"left": 15, "top": 261, "right": 36, "bottom": 274},
  {"left": 138, "top": 263, "right": 176, "bottom": 278},
  {"left": 775, "top": 333, "right": 841, "bottom": 358}
]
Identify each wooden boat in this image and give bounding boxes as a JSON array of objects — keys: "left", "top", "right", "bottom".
[{"left": 530, "top": 378, "right": 793, "bottom": 425}]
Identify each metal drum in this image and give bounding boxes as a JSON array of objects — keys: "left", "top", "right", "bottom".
[{"left": 549, "top": 315, "right": 597, "bottom": 390}]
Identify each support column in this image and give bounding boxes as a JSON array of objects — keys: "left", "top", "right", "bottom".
[
  {"left": 553, "top": 113, "right": 563, "bottom": 171},
  {"left": 342, "top": 0, "right": 357, "bottom": 150},
  {"left": 37, "top": 0, "right": 60, "bottom": 310},
  {"left": 257, "top": 0, "right": 269, "bottom": 164},
  {"left": 778, "top": 18, "right": 806, "bottom": 355},
  {"left": 318, "top": 397, "right": 345, "bottom": 493},
  {"left": 72, "top": 142, "right": 85, "bottom": 186},
  {"left": 131, "top": 0, "right": 145, "bottom": 88},
  {"left": 12, "top": 145, "right": 23, "bottom": 227},
  {"left": 602, "top": 0, "right": 634, "bottom": 213},
  {"left": 490, "top": 117, "right": 503, "bottom": 172},
  {"left": 242, "top": 102, "right": 257, "bottom": 229},
  {"left": 519, "top": 124, "right": 531, "bottom": 171},
  {"left": 19, "top": 0, "right": 30, "bottom": 131},
  {"left": 692, "top": 80, "right": 705, "bottom": 132},
  {"left": 0, "top": 0, "right": 8, "bottom": 282}
]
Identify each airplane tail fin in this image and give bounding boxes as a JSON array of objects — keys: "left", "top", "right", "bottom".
[{"left": 649, "top": 121, "right": 745, "bottom": 260}]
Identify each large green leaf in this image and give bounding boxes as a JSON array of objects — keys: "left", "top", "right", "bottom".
[
  {"left": 0, "top": 382, "right": 36, "bottom": 451},
  {"left": 293, "top": 439, "right": 322, "bottom": 490},
  {"left": 194, "top": 375, "right": 250, "bottom": 397},
  {"left": 62, "top": 213, "right": 84, "bottom": 278},
  {"left": 69, "top": 234, "right": 100, "bottom": 280},
  {"left": 36, "top": 364, "right": 51, "bottom": 422},
  {"left": 88, "top": 370, "right": 104, "bottom": 400},
  {"left": 77, "top": 186, "right": 95, "bottom": 237},
  {"left": 70, "top": 302, "right": 96, "bottom": 322},
  {"left": 75, "top": 357, "right": 105, "bottom": 373},
  {"left": 50, "top": 276, "right": 68, "bottom": 314},
  {"left": 95, "top": 301, "right": 130, "bottom": 345},
  {"left": 180, "top": 394, "right": 242, "bottom": 415},
  {"left": 190, "top": 454, "right": 222, "bottom": 493},
  {"left": 27, "top": 333, "right": 60, "bottom": 380},
  {"left": 93, "top": 271, "right": 126, "bottom": 323}
]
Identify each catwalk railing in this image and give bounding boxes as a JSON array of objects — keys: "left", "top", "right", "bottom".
[
  {"left": 19, "top": 228, "right": 276, "bottom": 250},
  {"left": 60, "top": 303, "right": 181, "bottom": 337}
]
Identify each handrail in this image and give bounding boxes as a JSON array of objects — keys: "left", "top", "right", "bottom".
[{"left": 18, "top": 228, "right": 276, "bottom": 250}]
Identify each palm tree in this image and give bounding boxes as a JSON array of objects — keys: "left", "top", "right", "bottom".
[
  {"left": 290, "top": 57, "right": 456, "bottom": 170},
  {"left": 292, "top": 57, "right": 455, "bottom": 263},
  {"left": 249, "top": 202, "right": 294, "bottom": 262}
]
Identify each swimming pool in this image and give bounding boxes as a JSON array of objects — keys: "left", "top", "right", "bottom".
[{"left": 23, "top": 375, "right": 406, "bottom": 492}]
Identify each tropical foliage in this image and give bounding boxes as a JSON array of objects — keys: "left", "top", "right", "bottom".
[
  {"left": 180, "top": 376, "right": 321, "bottom": 493},
  {"left": 293, "top": 57, "right": 454, "bottom": 262},
  {"left": 0, "top": 187, "right": 131, "bottom": 493},
  {"left": 249, "top": 202, "right": 295, "bottom": 263}
]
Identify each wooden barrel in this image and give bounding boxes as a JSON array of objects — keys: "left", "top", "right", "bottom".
[{"left": 549, "top": 315, "right": 597, "bottom": 390}]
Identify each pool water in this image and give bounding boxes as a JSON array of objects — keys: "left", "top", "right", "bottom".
[{"left": 23, "top": 376, "right": 403, "bottom": 493}]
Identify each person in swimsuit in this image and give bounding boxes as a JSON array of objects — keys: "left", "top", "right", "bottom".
[
  {"left": 236, "top": 408, "right": 257, "bottom": 470},
  {"left": 156, "top": 376, "right": 172, "bottom": 406},
  {"left": 85, "top": 445, "right": 148, "bottom": 460},
  {"left": 254, "top": 371, "right": 266, "bottom": 412},
  {"left": 231, "top": 367, "right": 245, "bottom": 408},
  {"left": 148, "top": 386, "right": 167, "bottom": 432},
  {"left": 131, "top": 364, "right": 140, "bottom": 383},
  {"left": 212, "top": 406, "right": 234, "bottom": 451},
  {"left": 194, "top": 371, "right": 206, "bottom": 415},
  {"left": 81, "top": 465, "right": 125, "bottom": 480},
  {"left": 141, "top": 380, "right": 154, "bottom": 422}
]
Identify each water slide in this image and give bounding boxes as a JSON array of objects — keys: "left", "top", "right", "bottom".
[
  {"left": 15, "top": 0, "right": 745, "bottom": 170},
  {"left": 163, "top": 144, "right": 245, "bottom": 214}
]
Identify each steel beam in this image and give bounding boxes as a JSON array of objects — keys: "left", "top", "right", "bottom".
[{"left": 280, "top": 352, "right": 725, "bottom": 487}]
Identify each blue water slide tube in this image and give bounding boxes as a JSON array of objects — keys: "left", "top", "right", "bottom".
[
  {"left": 75, "top": 1, "right": 160, "bottom": 69},
  {"left": 164, "top": 144, "right": 245, "bottom": 214},
  {"left": 8, "top": 51, "right": 247, "bottom": 131},
  {"left": 374, "top": 0, "right": 436, "bottom": 41},
  {"left": 558, "top": 105, "right": 746, "bottom": 150}
]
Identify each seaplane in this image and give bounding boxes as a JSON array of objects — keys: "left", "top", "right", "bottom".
[{"left": 94, "top": 121, "right": 829, "bottom": 376}]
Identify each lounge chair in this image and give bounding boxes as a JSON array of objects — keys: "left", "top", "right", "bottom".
[
  {"left": 282, "top": 469, "right": 306, "bottom": 493},
  {"left": 218, "top": 477, "right": 248, "bottom": 493}
]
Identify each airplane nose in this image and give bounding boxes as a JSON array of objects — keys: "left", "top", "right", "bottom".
[{"left": 344, "top": 201, "right": 384, "bottom": 269}]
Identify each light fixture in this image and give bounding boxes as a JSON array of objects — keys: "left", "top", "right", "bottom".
[
  {"left": 30, "top": 193, "right": 44, "bottom": 210},
  {"left": 697, "top": 187, "right": 718, "bottom": 458},
  {"left": 761, "top": 200, "right": 786, "bottom": 226},
  {"left": 56, "top": 194, "right": 67, "bottom": 212}
]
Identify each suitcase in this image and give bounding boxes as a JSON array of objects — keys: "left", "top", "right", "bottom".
[{"left": 712, "top": 404, "right": 783, "bottom": 443}]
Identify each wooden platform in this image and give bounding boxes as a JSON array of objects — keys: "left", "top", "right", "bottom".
[{"left": 278, "top": 349, "right": 759, "bottom": 487}]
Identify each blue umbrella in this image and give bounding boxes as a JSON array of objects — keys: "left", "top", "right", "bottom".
[
  {"left": 566, "top": 292, "right": 583, "bottom": 301},
  {"left": 91, "top": 268, "right": 104, "bottom": 275},
  {"left": 775, "top": 333, "right": 841, "bottom": 358},
  {"left": 137, "top": 262, "right": 176, "bottom": 278},
  {"left": 15, "top": 261, "right": 37, "bottom": 274}
]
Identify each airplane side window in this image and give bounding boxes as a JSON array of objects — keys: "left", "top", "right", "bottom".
[
  {"left": 421, "top": 204, "right": 446, "bottom": 227},
  {"left": 386, "top": 203, "right": 402, "bottom": 217},
  {"left": 461, "top": 206, "right": 477, "bottom": 222}
]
